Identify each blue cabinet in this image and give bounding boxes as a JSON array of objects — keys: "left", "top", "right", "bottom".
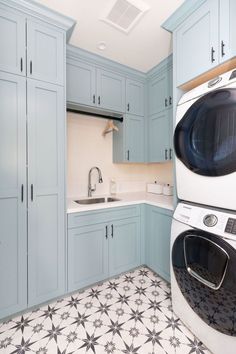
[
  {"left": 174, "top": 0, "right": 236, "bottom": 87},
  {"left": 126, "top": 79, "right": 144, "bottom": 116},
  {"left": 149, "top": 110, "right": 170, "bottom": 163},
  {"left": 113, "top": 114, "right": 145, "bottom": 163},
  {"left": 146, "top": 205, "right": 173, "bottom": 282},
  {"left": 68, "top": 223, "right": 109, "bottom": 291},
  {"left": 27, "top": 80, "right": 65, "bottom": 307},
  {"left": 67, "top": 206, "right": 141, "bottom": 292},
  {"left": 176, "top": 0, "right": 218, "bottom": 87},
  {"left": 109, "top": 217, "right": 141, "bottom": 277},
  {"left": 147, "top": 61, "right": 173, "bottom": 163},
  {"left": 0, "top": 8, "right": 26, "bottom": 76},
  {"left": 97, "top": 69, "right": 125, "bottom": 112},
  {"left": 67, "top": 59, "right": 96, "bottom": 106},
  {"left": 27, "top": 20, "right": 64, "bottom": 85},
  {"left": 219, "top": 0, "right": 236, "bottom": 64},
  {"left": 0, "top": 72, "right": 27, "bottom": 319}
]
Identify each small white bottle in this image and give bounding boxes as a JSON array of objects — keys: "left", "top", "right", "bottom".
[{"left": 110, "top": 178, "right": 117, "bottom": 195}]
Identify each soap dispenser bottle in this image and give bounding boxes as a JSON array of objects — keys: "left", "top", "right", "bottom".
[{"left": 110, "top": 178, "right": 117, "bottom": 195}]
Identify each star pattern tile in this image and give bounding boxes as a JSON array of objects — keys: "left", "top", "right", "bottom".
[{"left": 0, "top": 267, "right": 212, "bottom": 354}]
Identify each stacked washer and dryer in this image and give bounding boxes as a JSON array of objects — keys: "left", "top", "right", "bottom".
[{"left": 171, "top": 69, "right": 236, "bottom": 354}]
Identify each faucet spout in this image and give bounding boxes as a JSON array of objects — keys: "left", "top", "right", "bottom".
[{"left": 88, "top": 167, "right": 103, "bottom": 197}]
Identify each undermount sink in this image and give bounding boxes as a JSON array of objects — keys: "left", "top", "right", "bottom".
[{"left": 74, "top": 197, "right": 120, "bottom": 205}]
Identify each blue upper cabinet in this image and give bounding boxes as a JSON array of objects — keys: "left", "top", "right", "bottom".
[
  {"left": 67, "top": 59, "right": 96, "bottom": 106},
  {"left": 170, "top": 0, "right": 236, "bottom": 87},
  {"left": 27, "top": 20, "right": 64, "bottom": 85},
  {"left": 147, "top": 57, "right": 173, "bottom": 163},
  {"left": 176, "top": 0, "right": 218, "bottom": 87},
  {"left": 113, "top": 114, "right": 145, "bottom": 163},
  {"left": 219, "top": 0, "right": 236, "bottom": 64},
  {"left": 0, "top": 8, "right": 26, "bottom": 76},
  {"left": 97, "top": 69, "right": 125, "bottom": 113},
  {"left": 126, "top": 79, "right": 144, "bottom": 116},
  {"left": 149, "top": 110, "right": 170, "bottom": 163}
]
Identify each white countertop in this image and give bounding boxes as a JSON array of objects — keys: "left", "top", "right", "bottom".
[{"left": 67, "top": 192, "right": 174, "bottom": 213}]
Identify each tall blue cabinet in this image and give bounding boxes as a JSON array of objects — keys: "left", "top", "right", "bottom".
[{"left": 0, "top": 0, "right": 75, "bottom": 319}]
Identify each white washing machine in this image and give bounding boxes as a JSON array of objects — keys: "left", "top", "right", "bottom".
[
  {"left": 171, "top": 202, "right": 236, "bottom": 354},
  {"left": 174, "top": 69, "right": 236, "bottom": 211}
]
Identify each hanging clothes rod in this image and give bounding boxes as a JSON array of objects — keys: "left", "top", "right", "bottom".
[{"left": 67, "top": 107, "right": 123, "bottom": 122}]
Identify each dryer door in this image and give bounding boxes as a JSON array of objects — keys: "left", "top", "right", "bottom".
[
  {"left": 174, "top": 88, "right": 236, "bottom": 176},
  {"left": 172, "top": 229, "right": 236, "bottom": 336}
]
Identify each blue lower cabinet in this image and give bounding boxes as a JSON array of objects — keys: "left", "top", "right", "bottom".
[
  {"left": 146, "top": 205, "right": 173, "bottom": 282},
  {"left": 109, "top": 217, "right": 141, "bottom": 277},
  {"left": 67, "top": 207, "right": 141, "bottom": 291},
  {"left": 68, "top": 223, "right": 109, "bottom": 292}
]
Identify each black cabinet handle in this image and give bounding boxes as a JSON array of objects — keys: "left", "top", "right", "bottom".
[
  {"left": 30, "top": 61, "right": 32, "bottom": 74},
  {"left": 165, "top": 149, "right": 168, "bottom": 160},
  {"left": 105, "top": 225, "right": 108, "bottom": 239},
  {"left": 211, "top": 47, "right": 215, "bottom": 63},
  {"left": 111, "top": 224, "right": 114, "bottom": 238},
  {"left": 127, "top": 103, "right": 130, "bottom": 112},
  {"left": 21, "top": 184, "right": 24, "bottom": 202},
  {"left": 98, "top": 96, "right": 101, "bottom": 105},
  {"left": 169, "top": 148, "right": 172, "bottom": 160},
  {"left": 165, "top": 98, "right": 168, "bottom": 107},
  {"left": 20, "top": 58, "right": 23, "bottom": 72},
  {"left": 169, "top": 96, "right": 172, "bottom": 105},
  {"left": 31, "top": 184, "right": 34, "bottom": 201},
  {"left": 127, "top": 150, "right": 130, "bottom": 161},
  {"left": 221, "top": 40, "right": 225, "bottom": 57},
  {"left": 93, "top": 94, "right": 96, "bottom": 104}
]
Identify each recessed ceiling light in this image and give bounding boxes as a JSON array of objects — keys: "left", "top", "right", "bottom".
[{"left": 98, "top": 42, "right": 107, "bottom": 50}]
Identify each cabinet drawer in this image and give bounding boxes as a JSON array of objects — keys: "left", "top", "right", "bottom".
[{"left": 68, "top": 205, "right": 140, "bottom": 229}]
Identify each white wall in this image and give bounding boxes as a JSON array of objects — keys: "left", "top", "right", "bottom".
[{"left": 67, "top": 112, "right": 173, "bottom": 198}]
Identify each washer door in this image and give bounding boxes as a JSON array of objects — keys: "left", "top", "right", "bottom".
[
  {"left": 174, "top": 88, "right": 236, "bottom": 176},
  {"left": 172, "top": 230, "right": 236, "bottom": 336}
]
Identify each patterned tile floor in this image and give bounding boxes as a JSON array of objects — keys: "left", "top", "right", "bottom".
[{"left": 0, "top": 267, "right": 212, "bottom": 354}]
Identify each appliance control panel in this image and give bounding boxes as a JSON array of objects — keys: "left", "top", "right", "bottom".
[
  {"left": 174, "top": 202, "right": 236, "bottom": 241},
  {"left": 225, "top": 218, "right": 236, "bottom": 235}
]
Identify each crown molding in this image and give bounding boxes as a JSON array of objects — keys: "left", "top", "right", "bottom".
[
  {"left": 0, "top": 0, "right": 76, "bottom": 41},
  {"left": 161, "top": 0, "right": 206, "bottom": 33}
]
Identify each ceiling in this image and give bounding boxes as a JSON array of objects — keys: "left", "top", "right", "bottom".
[{"left": 36, "top": 0, "right": 184, "bottom": 72}]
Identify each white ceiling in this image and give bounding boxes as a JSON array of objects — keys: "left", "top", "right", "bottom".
[{"left": 36, "top": 0, "right": 184, "bottom": 72}]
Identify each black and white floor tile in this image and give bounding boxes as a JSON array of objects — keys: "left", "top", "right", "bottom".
[{"left": 0, "top": 267, "right": 212, "bottom": 354}]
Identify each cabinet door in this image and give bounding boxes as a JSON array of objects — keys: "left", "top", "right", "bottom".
[
  {"left": 125, "top": 114, "right": 145, "bottom": 162},
  {"left": 146, "top": 206, "right": 172, "bottom": 282},
  {"left": 176, "top": 0, "right": 218, "bottom": 86},
  {"left": 67, "top": 60, "right": 96, "bottom": 106},
  {"left": 27, "top": 20, "right": 64, "bottom": 85},
  {"left": 148, "top": 72, "right": 168, "bottom": 115},
  {"left": 27, "top": 80, "right": 65, "bottom": 306},
  {"left": 0, "top": 72, "right": 27, "bottom": 319},
  {"left": 126, "top": 79, "right": 144, "bottom": 116},
  {"left": 97, "top": 69, "right": 125, "bottom": 112},
  {"left": 109, "top": 218, "right": 141, "bottom": 277},
  {"left": 219, "top": 0, "right": 236, "bottom": 63},
  {"left": 0, "top": 8, "right": 26, "bottom": 76},
  {"left": 149, "top": 111, "right": 170, "bottom": 163},
  {"left": 68, "top": 224, "right": 109, "bottom": 292}
]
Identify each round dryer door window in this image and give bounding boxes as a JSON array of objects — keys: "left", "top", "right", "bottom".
[
  {"left": 172, "top": 230, "right": 236, "bottom": 336},
  {"left": 174, "top": 88, "right": 236, "bottom": 176}
]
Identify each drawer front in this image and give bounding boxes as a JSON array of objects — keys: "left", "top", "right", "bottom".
[{"left": 68, "top": 205, "right": 140, "bottom": 229}]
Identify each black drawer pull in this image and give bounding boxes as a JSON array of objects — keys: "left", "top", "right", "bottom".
[{"left": 31, "top": 184, "right": 34, "bottom": 201}]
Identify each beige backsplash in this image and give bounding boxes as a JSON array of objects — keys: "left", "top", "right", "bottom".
[{"left": 67, "top": 112, "right": 173, "bottom": 198}]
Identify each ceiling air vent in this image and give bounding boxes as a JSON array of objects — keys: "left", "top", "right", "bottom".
[{"left": 101, "top": 0, "right": 150, "bottom": 33}]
